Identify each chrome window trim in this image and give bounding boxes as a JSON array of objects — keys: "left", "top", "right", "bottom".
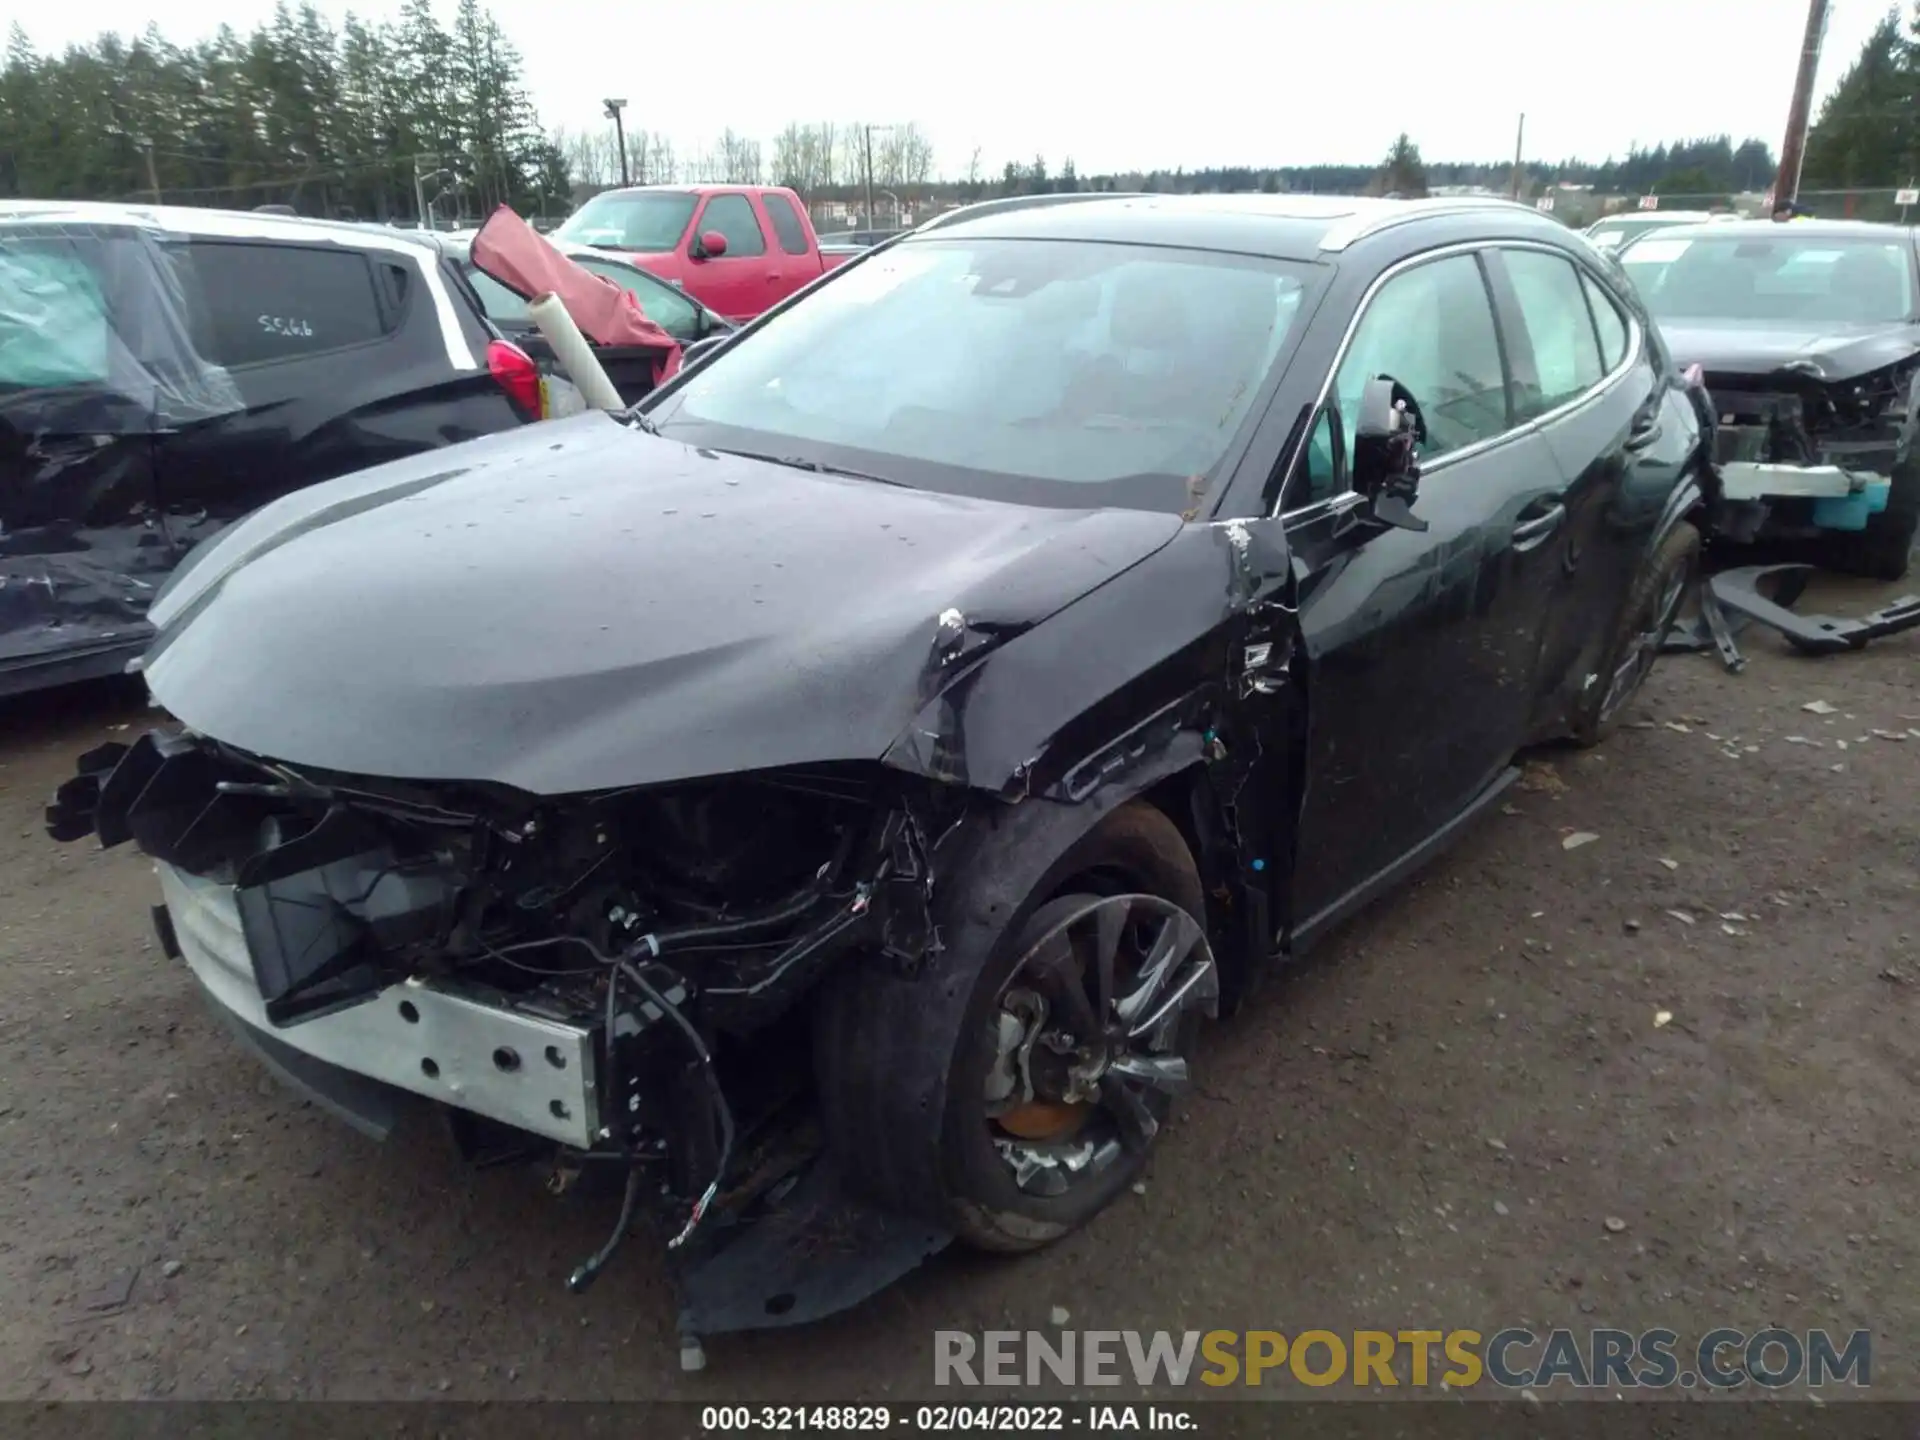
[{"left": 1274, "top": 239, "right": 1644, "bottom": 522}]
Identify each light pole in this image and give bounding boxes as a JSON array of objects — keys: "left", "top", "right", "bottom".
[
  {"left": 604, "top": 99, "right": 630, "bottom": 187},
  {"left": 413, "top": 155, "right": 453, "bottom": 229}
]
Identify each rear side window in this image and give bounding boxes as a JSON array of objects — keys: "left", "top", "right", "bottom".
[
  {"left": 464, "top": 264, "right": 530, "bottom": 324},
  {"left": 1581, "top": 272, "right": 1630, "bottom": 371},
  {"left": 1502, "top": 249, "right": 1604, "bottom": 417},
  {"left": 182, "top": 241, "right": 388, "bottom": 367},
  {"left": 697, "top": 195, "right": 766, "bottom": 257},
  {"left": 761, "top": 193, "right": 811, "bottom": 256}
]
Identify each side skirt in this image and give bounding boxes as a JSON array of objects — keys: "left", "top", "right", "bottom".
[{"left": 1285, "top": 763, "right": 1521, "bottom": 958}]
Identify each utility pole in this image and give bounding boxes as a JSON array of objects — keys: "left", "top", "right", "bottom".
[
  {"left": 137, "top": 138, "right": 161, "bottom": 204},
  {"left": 864, "top": 124, "right": 876, "bottom": 232},
  {"left": 413, "top": 154, "right": 431, "bottom": 228},
  {"left": 1509, "top": 113, "right": 1525, "bottom": 200},
  {"left": 1772, "top": 0, "right": 1830, "bottom": 212},
  {"left": 604, "top": 99, "right": 630, "bottom": 187}
]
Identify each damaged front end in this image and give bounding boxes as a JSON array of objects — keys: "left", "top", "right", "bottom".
[
  {"left": 48, "top": 728, "right": 952, "bottom": 1325},
  {"left": 1703, "top": 355, "right": 1918, "bottom": 540}
]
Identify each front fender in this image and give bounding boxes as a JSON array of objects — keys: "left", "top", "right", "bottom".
[{"left": 813, "top": 738, "right": 1204, "bottom": 1224}]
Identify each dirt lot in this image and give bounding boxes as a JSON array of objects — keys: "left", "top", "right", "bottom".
[{"left": 1, "top": 574, "right": 1915, "bottom": 1404}]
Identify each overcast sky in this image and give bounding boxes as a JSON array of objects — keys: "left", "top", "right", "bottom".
[{"left": 13, "top": 0, "right": 1885, "bottom": 176}]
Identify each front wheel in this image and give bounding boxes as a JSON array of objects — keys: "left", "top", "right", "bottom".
[
  {"left": 944, "top": 887, "right": 1217, "bottom": 1251},
  {"left": 816, "top": 802, "right": 1218, "bottom": 1253},
  {"left": 1569, "top": 520, "right": 1701, "bottom": 748}
]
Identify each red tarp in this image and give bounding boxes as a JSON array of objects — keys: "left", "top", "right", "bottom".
[{"left": 471, "top": 205, "right": 681, "bottom": 386}]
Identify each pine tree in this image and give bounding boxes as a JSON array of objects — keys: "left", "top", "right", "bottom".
[
  {"left": 1377, "top": 133, "right": 1429, "bottom": 198},
  {"left": 1804, "top": 11, "right": 1917, "bottom": 188}
]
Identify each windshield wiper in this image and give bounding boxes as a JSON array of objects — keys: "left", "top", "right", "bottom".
[{"left": 703, "top": 448, "right": 908, "bottom": 487}]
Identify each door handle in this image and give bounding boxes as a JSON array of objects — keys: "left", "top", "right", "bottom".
[
  {"left": 1511, "top": 499, "right": 1566, "bottom": 550},
  {"left": 1624, "top": 415, "right": 1663, "bottom": 452}
]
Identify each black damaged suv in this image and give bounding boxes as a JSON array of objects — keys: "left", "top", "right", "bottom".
[{"left": 50, "top": 193, "right": 1717, "bottom": 1345}]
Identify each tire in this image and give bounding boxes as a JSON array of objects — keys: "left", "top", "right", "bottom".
[
  {"left": 1569, "top": 520, "right": 1701, "bottom": 748},
  {"left": 815, "top": 801, "right": 1209, "bottom": 1254},
  {"left": 1813, "top": 456, "right": 1919, "bottom": 582}
]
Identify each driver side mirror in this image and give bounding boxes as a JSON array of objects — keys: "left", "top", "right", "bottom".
[
  {"left": 1349, "top": 376, "right": 1430, "bottom": 534},
  {"left": 690, "top": 229, "right": 729, "bottom": 260}
]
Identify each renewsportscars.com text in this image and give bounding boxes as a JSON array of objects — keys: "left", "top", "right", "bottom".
[{"left": 933, "top": 1327, "right": 1872, "bottom": 1390}]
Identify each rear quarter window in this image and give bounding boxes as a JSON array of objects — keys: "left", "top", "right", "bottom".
[
  {"left": 181, "top": 241, "right": 391, "bottom": 367},
  {"left": 1580, "top": 272, "right": 1631, "bottom": 371}
]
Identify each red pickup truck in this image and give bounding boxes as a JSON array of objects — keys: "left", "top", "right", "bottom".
[{"left": 551, "top": 184, "right": 857, "bottom": 323}]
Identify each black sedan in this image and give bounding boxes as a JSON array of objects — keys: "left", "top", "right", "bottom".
[{"left": 49, "top": 193, "right": 1713, "bottom": 1340}]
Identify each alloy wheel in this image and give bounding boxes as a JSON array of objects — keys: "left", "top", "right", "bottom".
[
  {"left": 1598, "top": 560, "right": 1692, "bottom": 726},
  {"left": 982, "top": 893, "right": 1218, "bottom": 1197}
]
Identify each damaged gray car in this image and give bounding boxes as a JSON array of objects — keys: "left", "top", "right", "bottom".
[
  {"left": 1620, "top": 219, "right": 1920, "bottom": 580},
  {"left": 47, "top": 194, "right": 1717, "bottom": 1346}
]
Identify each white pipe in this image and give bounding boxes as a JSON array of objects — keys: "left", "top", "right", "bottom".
[{"left": 527, "top": 292, "right": 623, "bottom": 411}]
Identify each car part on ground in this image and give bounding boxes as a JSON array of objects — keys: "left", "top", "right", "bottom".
[
  {"left": 1663, "top": 563, "right": 1920, "bottom": 670},
  {"left": 0, "top": 203, "right": 543, "bottom": 700},
  {"left": 45, "top": 193, "right": 1714, "bottom": 1351}
]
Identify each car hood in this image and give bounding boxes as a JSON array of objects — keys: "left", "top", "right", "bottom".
[
  {"left": 141, "top": 411, "right": 1183, "bottom": 795},
  {"left": 1658, "top": 318, "right": 1920, "bottom": 382}
]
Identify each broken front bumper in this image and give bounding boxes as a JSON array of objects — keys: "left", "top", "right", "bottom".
[
  {"left": 155, "top": 863, "right": 602, "bottom": 1148},
  {"left": 1717, "top": 461, "right": 1893, "bottom": 535}
]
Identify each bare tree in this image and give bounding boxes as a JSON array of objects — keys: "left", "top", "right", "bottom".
[
  {"left": 816, "top": 121, "right": 837, "bottom": 188},
  {"left": 558, "top": 117, "right": 934, "bottom": 202},
  {"left": 644, "top": 132, "right": 676, "bottom": 184},
  {"left": 773, "top": 122, "right": 843, "bottom": 199},
  {"left": 716, "top": 129, "right": 762, "bottom": 184},
  {"left": 625, "top": 130, "right": 676, "bottom": 184},
  {"left": 836, "top": 123, "right": 867, "bottom": 198},
  {"left": 896, "top": 123, "right": 935, "bottom": 188},
  {"left": 552, "top": 125, "right": 619, "bottom": 187},
  {"left": 771, "top": 122, "right": 808, "bottom": 192}
]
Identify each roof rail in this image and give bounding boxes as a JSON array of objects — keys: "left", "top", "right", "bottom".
[
  {"left": 1316, "top": 196, "right": 1544, "bottom": 253},
  {"left": 914, "top": 191, "right": 1146, "bottom": 234}
]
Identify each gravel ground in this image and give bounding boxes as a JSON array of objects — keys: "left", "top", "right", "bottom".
[{"left": 1, "top": 572, "right": 1915, "bottom": 1403}]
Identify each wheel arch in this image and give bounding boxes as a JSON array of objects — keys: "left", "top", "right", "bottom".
[{"left": 814, "top": 740, "right": 1221, "bottom": 1224}]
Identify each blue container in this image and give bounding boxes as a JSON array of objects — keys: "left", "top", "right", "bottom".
[{"left": 1812, "top": 477, "right": 1892, "bottom": 532}]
